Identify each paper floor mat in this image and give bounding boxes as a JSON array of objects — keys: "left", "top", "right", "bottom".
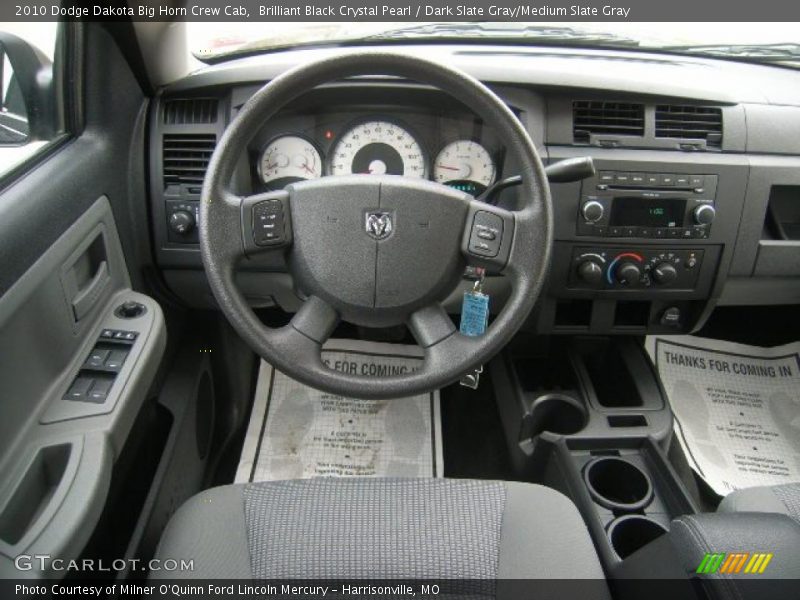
[
  {"left": 646, "top": 335, "right": 800, "bottom": 497},
  {"left": 235, "top": 339, "right": 443, "bottom": 483}
]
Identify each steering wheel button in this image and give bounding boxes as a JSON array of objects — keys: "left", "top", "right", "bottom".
[
  {"left": 253, "top": 200, "right": 287, "bottom": 246},
  {"left": 469, "top": 210, "right": 504, "bottom": 257}
]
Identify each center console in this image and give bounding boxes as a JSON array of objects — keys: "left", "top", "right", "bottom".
[
  {"left": 534, "top": 148, "right": 749, "bottom": 335},
  {"left": 491, "top": 337, "right": 698, "bottom": 576}
]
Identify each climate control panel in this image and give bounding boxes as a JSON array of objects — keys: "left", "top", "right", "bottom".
[{"left": 568, "top": 247, "right": 704, "bottom": 291}]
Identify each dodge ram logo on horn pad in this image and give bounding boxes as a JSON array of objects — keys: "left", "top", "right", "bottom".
[{"left": 365, "top": 211, "right": 393, "bottom": 240}]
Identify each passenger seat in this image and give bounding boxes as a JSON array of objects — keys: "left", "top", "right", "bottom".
[{"left": 718, "top": 483, "right": 800, "bottom": 522}]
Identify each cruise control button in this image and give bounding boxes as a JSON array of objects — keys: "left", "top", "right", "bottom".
[{"left": 253, "top": 200, "right": 286, "bottom": 246}]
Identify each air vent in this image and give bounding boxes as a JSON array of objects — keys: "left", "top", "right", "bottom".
[
  {"left": 573, "top": 101, "right": 645, "bottom": 142},
  {"left": 162, "top": 134, "right": 216, "bottom": 187},
  {"left": 655, "top": 105, "right": 722, "bottom": 148},
  {"left": 163, "top": 98, "right": 218, "bottom": 124}
]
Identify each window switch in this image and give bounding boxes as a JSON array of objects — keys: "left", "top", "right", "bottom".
[
  {"left": 87, "top": 378, "right": 113, "bottom": 403},
  {"left": 104, "top": 350, "right": 128, "bottom": 371},
  {"left": 64, "top": 377, "right": 94, "bottom": 401},
  {"left": 84, "top": 348, "right": 110, "bottom": 369}
]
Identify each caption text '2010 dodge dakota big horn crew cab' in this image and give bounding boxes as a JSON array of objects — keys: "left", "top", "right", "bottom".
[{"left": 0, "top": 17, "right": 799, "bottom": 599}]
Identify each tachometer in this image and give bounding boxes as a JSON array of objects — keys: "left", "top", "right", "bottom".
[
  {"left": 433, "top": 140, "right": 496, "bottom": 196},
  {"left": 259, "top": 135, "right": 322, "bottom": 187},
  {"left": 329, "top": 120, "right": 425, "bottom": 178}
]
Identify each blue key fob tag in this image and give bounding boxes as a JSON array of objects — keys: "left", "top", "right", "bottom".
[{"left": 460, "top": 291, "right": 489, "bottom": 337}]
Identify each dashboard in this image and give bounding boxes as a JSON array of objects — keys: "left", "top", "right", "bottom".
[
  {"left": 149, "top": 44, "right": 800, "bottom": 335},
  {"left": 248, "top": 108, "right": 504, "bottom": 198}
]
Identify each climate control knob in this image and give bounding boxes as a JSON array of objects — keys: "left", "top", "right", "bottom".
[
  {"left": 693, "top": 204, "right": 716, "bottom": 226},
  {"left": 615, "top": 262, "right": 641, "bottom": 286},
  {"left": 577, "top": 260, "right": 604, "bottom": 284},
  {"left": 169, "top": 210, "right": 196, "bottom": 235},
  {"left": 652, "top": 262, "right": 678, "bottom": 285},
  {"left": 581, "top": 200, "right": 604, "bottom": 223}
]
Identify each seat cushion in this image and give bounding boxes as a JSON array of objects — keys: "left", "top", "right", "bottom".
[
  {"left": 718, "top": 483, "right": 800, "bottom": 522},
  {"left": 152, "top": 478, "right": 608, "bottom": 588}
]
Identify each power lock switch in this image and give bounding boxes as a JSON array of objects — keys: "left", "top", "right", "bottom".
[{"left": 253, "top": 199, "right": 285, "bottom": 246}]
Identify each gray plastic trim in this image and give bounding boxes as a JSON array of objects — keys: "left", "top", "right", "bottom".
[{"left": 0, "top": 196, "right": 166, "bottom": 578}]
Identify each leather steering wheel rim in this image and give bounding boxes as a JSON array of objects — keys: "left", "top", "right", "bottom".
[{"left": 200, "top": 51, "right": 552, "bottom": 399}]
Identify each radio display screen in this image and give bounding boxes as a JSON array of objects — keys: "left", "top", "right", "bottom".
[{"left": 610, "top": 197, "right": 686, "bottom": 228}]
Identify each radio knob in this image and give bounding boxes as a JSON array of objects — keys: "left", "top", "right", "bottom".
[
  {"left": 615, "top": 262, "right": 641, "bottom": 286},
  {"left": 652, "top": 262, "right": 678, "bottom": 286},
  {"left": 169, "top": 210, "right": 195, "bottom": 235},
  {"left": 581, "top": 200, "right": 604, "bottom": 223},
  {"left": 577, "top": 260, "right": 604, "bottom": 285},
  {"left": 693, "top": 204, "right": 716, "bottom": 226}
]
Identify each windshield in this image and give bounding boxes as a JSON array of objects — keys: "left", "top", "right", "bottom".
[{"left": 189, "top": 22, "right": 800, "bottom": 67}]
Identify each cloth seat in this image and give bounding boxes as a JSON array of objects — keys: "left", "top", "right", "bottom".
[
  {"left": 152, "top": 477, "right": 609, "bottom": 593},
  {"left": 718, "top": 482, "right": 800, "bottom": 522}
]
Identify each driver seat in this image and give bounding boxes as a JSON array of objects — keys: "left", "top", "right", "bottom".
[{"left": 152, "top": 478, "right": 609, "bottom": 591}]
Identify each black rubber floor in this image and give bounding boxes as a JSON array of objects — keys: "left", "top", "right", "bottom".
[{"left": 439, "top": 369, "right": 515, "bottom": 481}]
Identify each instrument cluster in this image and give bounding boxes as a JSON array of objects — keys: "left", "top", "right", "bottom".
[{"left": 252, "top": 111, "right": 503, "bottom": 197}]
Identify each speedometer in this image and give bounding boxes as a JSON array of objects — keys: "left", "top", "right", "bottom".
[
  {"left": 260, "top": 135, "right": 322, "bottom": 188},
  {"left": 329, "top": 120, "right": 425, "bottom": 178},
  {"left": 433, "top": 140, "right": 496, "bottom": 196}
]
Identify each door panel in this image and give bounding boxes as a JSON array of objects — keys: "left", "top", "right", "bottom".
[{"left": 0, "top": 24, "right": 165, "bottom": 577}]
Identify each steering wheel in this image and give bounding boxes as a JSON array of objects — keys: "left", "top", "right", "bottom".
[{"left": 200, "top": 52, "right": 552, "bottom": 399}]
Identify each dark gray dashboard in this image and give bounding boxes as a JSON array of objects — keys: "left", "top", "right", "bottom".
[{"left": 149, "top": 44, "right": 800, "bottom": 334}]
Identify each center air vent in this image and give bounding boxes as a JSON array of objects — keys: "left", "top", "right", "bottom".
[
  {"left": 162, "top": 134, "right": 216, "bottom": 187},
  {"left": 163, "top": 98, "right": 218, "bottom": 125},
  {"left": 573, "top": 101, "right": 645, "bottom": 142},
  {"left": 655, "top": 105, "right": 722, "bottom": 148}
]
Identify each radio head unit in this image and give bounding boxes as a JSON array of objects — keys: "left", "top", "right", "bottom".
[{"left": 577, "top": 171, "right": 717, "bottom": 239}]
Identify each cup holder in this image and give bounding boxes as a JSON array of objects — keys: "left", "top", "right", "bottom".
[
  {"left": 583, "top": 456, "right": 653, "bottom": 511},
  {"left": 528, "top": 393, "right": 587, "bottom": 437},
  {"left": 607, "top": 515, "right": 668, "bottom": 560}
]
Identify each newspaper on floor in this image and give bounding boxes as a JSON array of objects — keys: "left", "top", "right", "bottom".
[
  {"left": 235, "top": 339, "right": 443, "bottom": 483},
  {"left": 646, "top": 335, "right": 800, "bottom": 497}
]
